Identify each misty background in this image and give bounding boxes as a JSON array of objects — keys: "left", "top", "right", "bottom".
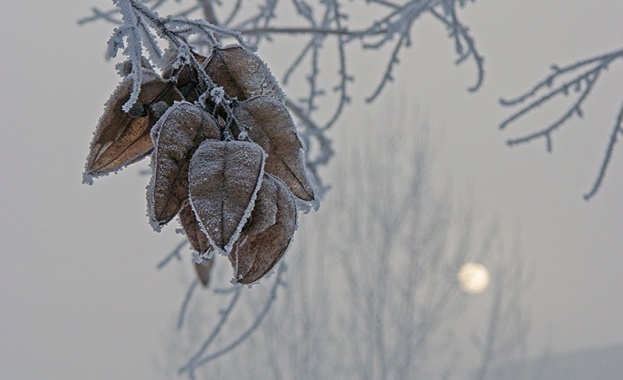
[{"left": 1, "top": 0, "right": 622, "bottom": 378}]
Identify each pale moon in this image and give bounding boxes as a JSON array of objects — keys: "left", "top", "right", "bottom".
[{"left": 457, "top": 262, "right": 490, "bottom": 294}]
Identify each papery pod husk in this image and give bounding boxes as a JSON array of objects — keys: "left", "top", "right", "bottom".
[
  {"left": 148, "top": 102, "right": 221, "bottom": 229},
  {"left": 194, "top": 258, "right": 215, "bottom": 287},
  {"left": 179, "top": 203, "right": 210, "bottom": 254},
  {"left": 205, "top": 45, "right": 285, "bottom": 102},
  {"left": 233, "top": 96, "right": 315, "bottom": 201},
  {"left": 243, "top": 174, "right": 278, "bottom": 236},
  {"left": 229, "top": 174, "right": 297, "bottom": 285},
  {"left": 161, "top": 47, "right": 208, "bottom": 103},
  {"left": 84, "top": 70, "right": 183, "bottom": 179},
  {"left": 178, "top": 203, "right": 214, "bottom": 287},
  {"left": 188, "top": 140, "right": 266, "bottom": 253}
]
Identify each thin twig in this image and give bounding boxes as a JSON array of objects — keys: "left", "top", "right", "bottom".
[
  {"left": 177, "top": 279, "right": 200, "bottom": 330},
  {"left": 584, "top": 101, "right": 623, "bottom": 200},
  {"left": 185, "top": 264, "right": 287, "bottom": 370},
  {"left": 179, "top": 287, "right": 242, "bottom": 376},
  {"left": 156, "top": 239, "right": 188, "bottom": 269}
]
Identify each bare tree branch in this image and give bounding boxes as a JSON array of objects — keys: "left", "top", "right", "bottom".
[
  {"left": 499, "top": 47, "right": 623, "bottom": 199},
  {"left": 584, "top": 101, "right": 623, "bottom": 200}
]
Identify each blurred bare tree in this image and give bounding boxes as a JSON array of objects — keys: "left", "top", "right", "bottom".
[{"left": 157, "top": 112, "right": 534, "bottom": 379}]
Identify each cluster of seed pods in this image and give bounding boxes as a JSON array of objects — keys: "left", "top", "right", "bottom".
[{"left": 84, "top": 45, "right": 315, "bottom": 286}]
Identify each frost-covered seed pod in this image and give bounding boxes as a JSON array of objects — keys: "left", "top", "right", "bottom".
[{"left": 149, "top": 101, "right": 169, "bottom": 119}]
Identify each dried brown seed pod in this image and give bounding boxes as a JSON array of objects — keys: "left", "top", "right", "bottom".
[
  {"left": 193, "top": 258, "right": 215, "bottom": 287},
  {"left": 148, "top": 102, "right": 221, "bottom": 230},
  {"left": 178, "top": 203, "right": 214, "bottom": 287},
  {"left": 188, "top": 140, "right": 266, "bottom": 253},
  {"left": 84, "top": 69, "right": 183, "bottom": 181},
  {"left": 205, "top": 45, "right": 285, "bottom": 101},
  {"left": 178, "top": 203, "right": 210, "bottom": 255},
  {"left": 161, "top": 47, "right": 208, "bottom": 103},
  {"left": 229, "top": 174, "right": 297, "bottom": 285},
  {"left": 234, "top": 96, "right": 315, "bottom": 201},
  {"left": 243, "top": 175, "right": 278, "bottom": 236}
]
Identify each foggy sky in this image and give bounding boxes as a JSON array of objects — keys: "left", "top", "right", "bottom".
[{"left": 1, "top": 0, "right": 622, "bottom": 378}]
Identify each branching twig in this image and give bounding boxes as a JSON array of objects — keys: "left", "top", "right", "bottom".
[
  {"left": 429, "top": 5, "right": 484, "bottom": 92},
  {"left": 179, "top": 286, "right": 242, "bottom": 378},
  {"left": 184, "top": 264, "right": 287, "bottom": 374},
  {"left": 156, "top": 239, "right": 188, "bottom": 269},
  {"left": 85, "top": 0, "right": 484, "bottom": 158},
  {"left": 179, "top": 264, "right": 287, "bottom": 377},
  {"left": 499, "top": 47, "right": 623, "bottom": 199},
  {"left": 584, "top": 101, "right": 623, "bottom": 200},
  {"left": 177, "top": 279, "right": 200, "bottom": 330}
]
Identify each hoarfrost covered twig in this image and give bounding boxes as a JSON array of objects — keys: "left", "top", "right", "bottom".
[
  {"left": 97, "top": 0, "right": 253, "bottom": 113},
  {"left": 84, "top": 0, "right": 483, "bottom": 200},
  {"left": 86, "top": 0, "right": 483, "bottom": 131},
  {"left": 115, "top": 0, "right": 144, "bottom": 112},
  {"left": 499, "top": 47, "right": 623, "bottom": 199}
]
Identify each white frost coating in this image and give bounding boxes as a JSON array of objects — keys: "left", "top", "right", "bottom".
[
  {"left": 188, "top": 195, "right": 224, "bottom": 257},
  {"left": 210, "top": 86, "right": 226, "bottom": 105},
  {"left": 191, "top": 252, "right": 203, "bottom": 264},
  {"left": 299, "top": 134, "right": 321, "bottom": 210},
  {"left": 229, "top": 174, "right": 298, "bottom": 286},
  {"left": 82, "top": 172, "right": 95, "bottom": 186},
  {"left": 146, "top": 128, "right": 162, "bottom": 232},
  {"left": 192, "top": 250, "right": 213, "bottom": 264},
  {"left": 295, "top": 195, "right": 320, "bottom": 214},
  {"left": 149, "top": 100, "right": 187, "bottom": 141},
  {"left": 231, "top": 43, "right": 285, "bottom": 101},
  {"left": 188, "top": 141, "right": 268, "bottom": 257},
  {"left": 83, "top": 69, "right": 168, "bottom": 184},
  {"left": 82, "top": 161, "right": 136, "bottom": 185},
  {"left": 145, "top": 119, "right": 165, "bottom": 233},
  {"left": 146, "top": 182, "right": 162, "bottom": 232},
  {"left": 161, "top": 45, "right": 191, "bottom": 80},
  {"left": 116, "top": 0, "right": 144, "bottom": 113},
  {"left": 203, "top": 250, "right": 214, "bottom": 260},
  {"left": 223, "top": 149, "right": 267, "bottom": 254},
  {"left": 146, "top": 101, "right": 200, "bottom": 232},
  {"left": 82, "top": 76, "right": 131, "bottom": 184},
  {"left": 231, "top": 241, "right": 240, "bottom": 280},
  {"left": 139, "top": 24, "right": 163, "bottom": 68}
]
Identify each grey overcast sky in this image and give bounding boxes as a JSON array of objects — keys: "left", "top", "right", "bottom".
[{"left": 1, "top": 0, "right": 622, "bottom": 379}]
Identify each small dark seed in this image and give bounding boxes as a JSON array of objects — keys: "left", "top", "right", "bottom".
[
  {"left": 149, "top": 101, "right": 169, "bottom": 118},
  {"left": 127, "top": 102, "right": 147, "bottom": 118}
]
